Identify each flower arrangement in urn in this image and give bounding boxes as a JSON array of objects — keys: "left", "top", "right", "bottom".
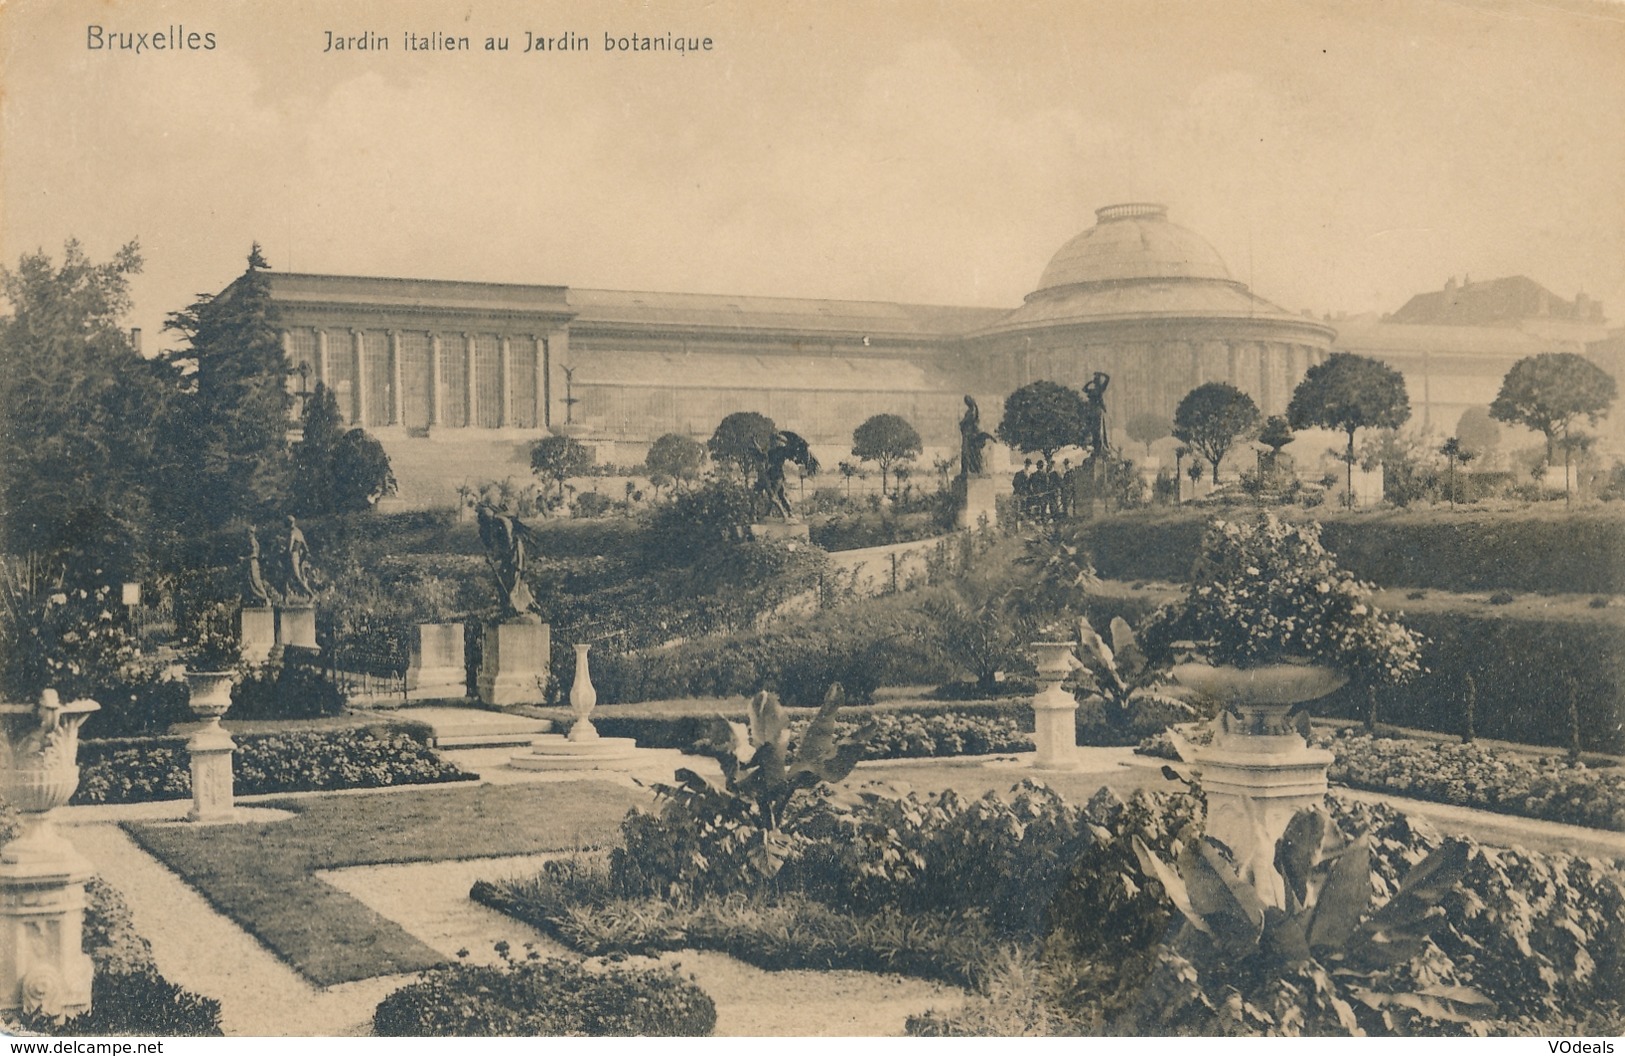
[
  {"left": 1153, "top": 513, "right": 1423, "bottom": 686},
  {"left": 178, "top": 602, "right": 244, "bottom": 675}
]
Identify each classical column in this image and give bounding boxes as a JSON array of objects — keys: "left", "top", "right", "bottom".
[
  {"left": 314, "top": 329, "right": 330, "bottom": 388},
  {"left": 463, "top": 333, "right": 477, "bottom": 428},
  {"left": 388, "top": 330, "right": 404, "bottom": 425},
  {"left": 498, "top": 336, "right": 513, "bottom": 428},
  {"left": 352, "top": 329, "right": 369, "bottom": 426},
  {"left": 534, "top": 335, "right": 549, "bottom": 429},
  {"left": 427, "top": 333, "right": 442, "bottom": 427}
]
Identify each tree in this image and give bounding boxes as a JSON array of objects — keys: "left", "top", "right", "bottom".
[
  {"left": 995, "top": 380, "right": 1089, "bottom": 459},
  {"left": 331, "top": 429, "right": 397, "bottom": 511},
  {"left": 0, "top": 239, "right": 169, "bottom": 585},
  {"left": 708, "top": 411, "right": 775, "bottom": 483},
  {"left": 290, "top": 382, "right": 343, "bottom": 517},
  {"left": 1172, "top": 382, "right": 1261, "bottom": 484},
  {"left": 1288, "top": 352, "right": 1411, "bottom": 507},
  {"left": 644, "top": 433, "right": 706, "bottom": 492},
  {"left": 1439, "top": 436, "right": 1475, "bottom": 507},
  {"left": 1454, "top": 406, "right": 1502, "bottom": 462},
  {"left": 1489, "top": 352, "right": 1617, "bottom": 506},
  {"left": 162, "top": 244, "right": 294, "bottom": 534},
  {"left": 530, "top": 435, "right": 593, "bottom": 499},
  {"left": 851, "top": 413, "right": 922, "bottom": 496},
  {"left": 1126, "top": 412, "right": 1170, "bottom": 457}
]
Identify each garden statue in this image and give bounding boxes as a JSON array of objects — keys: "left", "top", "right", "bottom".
[
  {"left": 280, "top": 516, "right": 316, "bottom": 600},
  {"left": 244, "top": 527, "right": 271, "bottom": 605},
  {"left": 958, "top": 395, "right": 997, "bottom": 476},
  {"left": 754, "top": 430, "right": 819, "bottom": 520},
  {"left": 477, "top": 501, "right": 539, "bottom": 618},
  {"left": 1082, "top": 371, "right": 1112, "bottom": 458}
]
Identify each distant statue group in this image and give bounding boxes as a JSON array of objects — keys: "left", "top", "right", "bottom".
[
  {"left": 754, "top": 430, "right": 819, "bottom": 520},
  {"left": 243, "top": 517, "right": 318, "bottom": 605}
]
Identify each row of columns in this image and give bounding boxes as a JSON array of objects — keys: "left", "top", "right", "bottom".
[{"left": 283, "top": 328, "right": 559, "bottom": 430}]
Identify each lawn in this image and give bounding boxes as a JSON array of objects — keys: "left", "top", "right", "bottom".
[{"left": 124, "top": 781, "right": 644, "bottom": 986}]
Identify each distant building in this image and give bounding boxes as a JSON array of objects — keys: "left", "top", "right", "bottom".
[
  {"left": 1331, "top": 275, "right": 1612, "bottom": 441},
  {"left": 243, "top": 205, "right": 1511, "bottom": 507}
]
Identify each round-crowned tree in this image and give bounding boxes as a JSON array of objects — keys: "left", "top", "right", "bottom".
[
  {"left": 1126, "top": 411, "right": 1171, "bottom": 457},
  {"left": 531, "top": 434, "right": 593, "bottom": 499},
  {"left": 1489, "top": 352, "right": 1617, "bottom": 504},
  {"left": 707, "top": 411, "right": 775, "bottom": 483},
  {"left": 1288, "top": 353, "right": 1411, "bottom": 506},
  {"left": 851, "top": 413, "right": 922, "bottom": 496},
  {"left": 995, "top": 380, "right": 1089, "bottom": 459},
  {"left": 1454, "top": 406, "right": 1502, "bottom": 462},
  {"left": 1172, "top": 382, "right": 1261, "bottom": 484},
  {"left": 644, "top": 432, "right": 706, "bottom": 493}
]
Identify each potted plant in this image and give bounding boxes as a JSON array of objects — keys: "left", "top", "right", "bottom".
[
  {"left": 1151, "top": 513, "right": 1423, "bottom": 727},
  {"left": 178, "top": 603, "right": 244, "bottom": 718}
]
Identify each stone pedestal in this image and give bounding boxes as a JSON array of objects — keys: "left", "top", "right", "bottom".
[
  {"left": 477, "top": 618, "right": 550, "bottom": 708},
  {"left": 748, "top": 522, "right": 810, "bottom": 543},
  {"left": 1172, "top": 662, "right": 1345, "bottom": 908},
  {"left": 183, "top": 671, "right": 238, "bottom": 823},
  {"left": 954, "top": 473, "right": 998, "bottom": 530},
  {"left": 1027, "top": 641, "right": 1080, "bottom": 769},
  {"left": 277, "top": 604, "right": 317, "bottom": 650},
  {"left": 407, "top": 622, "right": 467, "bottom": 700},
  {"left": 510, "top": 642, "right": 643, "bottom": 770},
  {"left": 187, "top": 724, "right": 238, "bottom": 823},
  {"left": 239, "top": 606, "right": 276, "bottom": 663},
  {"left": 0, "top": 692, "right": 99, "bottom": 1020}
]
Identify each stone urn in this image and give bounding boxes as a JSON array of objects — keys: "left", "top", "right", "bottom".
[
  {"left": 0, "top": 690, "right": 101, "bottom": 865},
  {"left": 0, "top": 690, "right": 100, "bottom": 1021},
  {"left": 1171, "top": 660, "right": 1347, "bottom": 907},
  {"left": 567, "top": 644, "right": 598, "bottom": 743},
  {"left": 184, "top": 670, "right": 236, "bottom": 723},
  {"left": 1028, "top": 641, "right": 1080, "bottom": 768},
  {"left": 181, "top": 669, "right": 239, "bottom": 823}
]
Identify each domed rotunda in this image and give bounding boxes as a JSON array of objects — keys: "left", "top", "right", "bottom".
[{"left": 968, "top": 203, "right": 1336, "bottom": 436}]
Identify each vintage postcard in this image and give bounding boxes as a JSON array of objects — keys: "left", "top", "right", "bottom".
[{"left": 1, "top": 0, "right": 1622, "bottom": 1044}]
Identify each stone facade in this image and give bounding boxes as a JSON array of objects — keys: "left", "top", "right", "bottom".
[{"left": 241, "top": 204, "right": 1343, "bottom": 506}]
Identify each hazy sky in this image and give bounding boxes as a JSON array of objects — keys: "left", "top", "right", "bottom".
[{"left": 4, "top": 0, "right": 1623, "bottom": 347}]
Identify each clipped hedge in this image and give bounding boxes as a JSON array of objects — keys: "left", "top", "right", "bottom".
[
  {"left": 1075, "top": 508, "right": 1625, "bottom": 595},
  {"left": 72, "top": 725, "right": 473, "bottom": 805},
  {"left": 1316, "top": 608, "right": 1625, "bottom": 754}
]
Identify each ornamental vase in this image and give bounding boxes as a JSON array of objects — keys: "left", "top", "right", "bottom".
[
  {"left": 0, "top": 690, "right": 101, "bottom": 862},
  {"left": 1028, "top": 641, "right": 1080, "bottom": 768},
  {"left": 567, "top": 644, "right": 599, "bottom": 742},
  {"left": 184, "top": 670, "right": 237, "bottom": 725}
]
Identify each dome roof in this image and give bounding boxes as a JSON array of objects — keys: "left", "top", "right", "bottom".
[{"left": 1033, "top": 203, "right": 1232, "bottom": 292}]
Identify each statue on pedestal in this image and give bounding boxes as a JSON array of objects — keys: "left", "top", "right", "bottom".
[
  {"left": 477, "top": 502, "right": 540, "bottom": 619},
  {"left": 754, "top": 430, "right": 818, "bottom": 520},
  {"left": 244, "top": 527, "right": 272, "bottom": 606},
  {"left": 958, "top": 396, "right": 997, "bottom": 477},
  {"left": 279, "top": 516, "right": 316, "bottom": 600},
  {"left": 1082, "top": 372, "right": 1112, "bottom": 459}
]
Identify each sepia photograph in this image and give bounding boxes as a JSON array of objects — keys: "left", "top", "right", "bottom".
[{"left": 1, "top": 0, "right": 1623, "bottom": 1042}]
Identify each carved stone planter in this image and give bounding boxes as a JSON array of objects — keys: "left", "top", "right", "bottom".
[
  {"left": 1028, "top": 641, "right": 1080, "bottom": 768},
  {"left": 183, "top": 670, "right": 239, "bottom": 823},
  {"left": 1171, "top": 661, "right": 1346, "bottom": 908},
  {"left": 0, "top": 690, "right": 100, "bottom": 1020}
]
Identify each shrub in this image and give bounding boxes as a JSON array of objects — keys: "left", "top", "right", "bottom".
[
  {"left": 230, "top": 652, "right": 346, "bottom": 720},
  {"left": 373, "top": 949, "right": 716, "bottom": 1037},
  {"left": 1326, "top": 728, "right": 1625, "bottom": 831},
  {"left": 72, "top": 726, "right": 473, "bottom": 805}
]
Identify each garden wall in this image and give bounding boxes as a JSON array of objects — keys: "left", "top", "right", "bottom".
[{"left": 1076, "top": 507, "right": 1625, "bottom": 595}]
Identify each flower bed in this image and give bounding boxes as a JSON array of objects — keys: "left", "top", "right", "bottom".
[
  {"left": 1326, "top": 729, "right": 1625, "bottom": 832},
  {"left": 373, "top": 946, "right": 716, "bottom": 1037},
  {"left": 72, "top": 726, "right": 474, "bottom": 805}
]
